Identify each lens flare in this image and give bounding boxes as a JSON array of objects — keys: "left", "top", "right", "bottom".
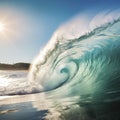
[{"left": 0, "top": 22, "right": 5, "bottom": 32}]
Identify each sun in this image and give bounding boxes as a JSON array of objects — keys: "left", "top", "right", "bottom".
[{"left": 0, "top": 22, "right": 5, "bottom": 32}]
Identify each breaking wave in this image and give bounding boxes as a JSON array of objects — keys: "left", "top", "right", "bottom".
[
  {"left": 28, "top": 11, "right": 120, "bottom": 102},
  {"left": 0, "top": 10, "right": 120, "bottom": 120},
  {"left": 0, "top": 10, "right": 120, "bottom": 103}
]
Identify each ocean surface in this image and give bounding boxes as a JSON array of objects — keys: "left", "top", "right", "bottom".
[
  {"left": 0, "top": 11, "right": 120, "bottom": 120},
  {"left": 0, "top": 70, "right": 120, "bottom": 120}
]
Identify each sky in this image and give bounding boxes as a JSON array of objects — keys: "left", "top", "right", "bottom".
[{"left": 0, "top": 0, "right": 119, "bottom": 63}]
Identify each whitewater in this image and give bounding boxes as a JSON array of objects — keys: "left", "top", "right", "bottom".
[{"left": 0, "top": 11, "right": 120, "bottom": 120}]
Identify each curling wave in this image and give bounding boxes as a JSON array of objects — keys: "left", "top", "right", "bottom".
[
  {"left": 0, "top": 11, "right": 120, "bottom": 103},
  {"left": 28, "top": 11, "right": 120, "bottom": 103},
  {"left": 0, "top": 10, "right": 120, "bottom": 120}
]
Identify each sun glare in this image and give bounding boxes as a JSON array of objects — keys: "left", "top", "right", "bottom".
[{"left": 0, "top": 22, "right": 5, "bottom": 32}]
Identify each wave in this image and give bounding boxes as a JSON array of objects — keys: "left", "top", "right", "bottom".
[
  {"left": 29, "top": 11, "right": 120, "bottom": 120},
  {"left": 0, "top": 10, "right": 120, "bottom": 120},
  {"left": 28, "top": 11, "right": 120, "bottom": 102},
  {"left": 0, "top": 11, "right": 120, "bottom": 101}
]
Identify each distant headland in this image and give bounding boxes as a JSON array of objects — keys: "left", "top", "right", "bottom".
[{"left": 0, "top": 63, "right": 30, "bottom": 70}]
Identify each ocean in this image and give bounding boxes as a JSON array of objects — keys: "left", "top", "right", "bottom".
[{"left": 0, "top": 11, "right": 120, "bottom": 120}]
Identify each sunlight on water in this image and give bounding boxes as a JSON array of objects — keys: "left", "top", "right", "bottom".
[{"left": 0, "top": 77, "right": 10, "bottom": 87}]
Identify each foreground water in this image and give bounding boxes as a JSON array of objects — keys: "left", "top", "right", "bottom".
[
  {"left": 0, "top": 70, "right": 48, "bottom": 120},
  {"left": 0, "top": 90, "right": 120, "bottom": 120},
  {"left": 0, "top": 71, "right": 120, "bottom": 120}
]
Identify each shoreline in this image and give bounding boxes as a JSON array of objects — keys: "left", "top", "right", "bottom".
[{"left": 0, "top": 63, "right": 30, "bottom": 71}]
